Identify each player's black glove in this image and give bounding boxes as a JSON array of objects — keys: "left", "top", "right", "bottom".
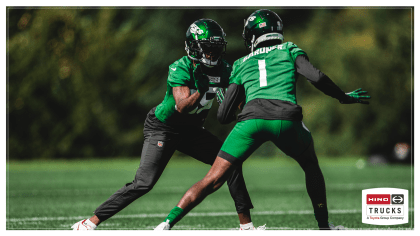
[
  {"left": 193, "top": 64, "right": 209, "bottom": 94},
  {"left": 340, "top": 88, "right": 371, "bottom": 104},
  {"left": 216, "top": 88, "right": 227, "bottom": 105}
]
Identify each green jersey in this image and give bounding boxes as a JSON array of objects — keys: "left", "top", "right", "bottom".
[
  {"left": 230, "top": 42, "right": 307, "bottom": 104},
  {"left": 155, "top": 56, "right": 232, "bottom": 126}
]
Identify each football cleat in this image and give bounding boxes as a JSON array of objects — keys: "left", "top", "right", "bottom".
[
  {"left": 240, "top": 223, "right": 266, "bottom": 230},
  {"left": 329, "top": 222, "right": 346, "bottom": 230},
  {"left": 154, "top": 219, "right": 171, "bottom": 230},
  {"left": 71, "top": 219, "right": 96, "bottom": 230}
]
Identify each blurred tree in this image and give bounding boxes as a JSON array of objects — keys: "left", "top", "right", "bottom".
[
  {"left": 7, "top": 7, "right": 413, "bottom": 159},
  {"left": 293, "top": 8, "right": 413, "bottom": 157}
]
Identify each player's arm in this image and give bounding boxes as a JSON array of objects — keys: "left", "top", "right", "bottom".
[
  {"left": 173, "top": 86, "right": 205, "bottom": 113},
  {"left": 295, "top": 55, "right": 370, "bottom": 104},
  {"left": 217, "top": 88, "right": 246, "bottom": 111},
  {"left": 173, "top": 63, "right": 209, "bottom": 114},
  {"left": 217, "top": 83, "right": 245, "bottom": 124}
]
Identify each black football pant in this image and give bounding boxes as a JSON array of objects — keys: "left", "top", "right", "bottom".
[{"left": 94, "top": 110, "right": 254, "bottom": 221}]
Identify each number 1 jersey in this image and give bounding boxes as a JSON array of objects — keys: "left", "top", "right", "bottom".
[
  {"left": 230, "top": 42, "right": 307, "bottom": 122},
  {"left": 231, "top": 42, "right": 306, "bottom": 104}
]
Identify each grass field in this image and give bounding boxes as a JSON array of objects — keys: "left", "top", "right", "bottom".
[{"left": 6, "top": 156, "right": 414, "bottom": 230}]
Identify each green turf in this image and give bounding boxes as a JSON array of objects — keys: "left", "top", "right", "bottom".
[{"left": 6, "top": 157, "right": 414, "bottom": 230}]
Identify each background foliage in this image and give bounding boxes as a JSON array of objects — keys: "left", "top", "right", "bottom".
[{"left": 7, "top": 7, "right": 413, "bottom": 159}]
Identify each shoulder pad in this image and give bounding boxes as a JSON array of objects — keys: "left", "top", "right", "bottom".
[{"left": 283, "top": 41, "right": 298, "bottom": 48}]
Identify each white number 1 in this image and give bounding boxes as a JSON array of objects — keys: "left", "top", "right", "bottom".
[{"left": 258, "top": 60, "right": 267, "bottom": 87}]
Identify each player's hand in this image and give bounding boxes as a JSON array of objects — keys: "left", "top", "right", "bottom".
[
  {"left": 193, "top": 64, "right": 209, "bottom": 94},
  {"left": 216, "top": 88, "right": 227, "bottom": 105},
  {"left": 340, "top": 88, "right": 371, "bottom": 104}
]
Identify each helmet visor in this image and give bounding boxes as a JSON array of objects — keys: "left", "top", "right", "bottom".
[{"left": 199, "top": 42, "right": 226, "bottom": 59}]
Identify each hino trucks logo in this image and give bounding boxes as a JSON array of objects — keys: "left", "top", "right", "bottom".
[
  {"left": 392, "top": 195, "right": 404, "bottom": 204},
  {"left": 366, "top": 194, "right": 390, "bottom": 204},
  {"left": 362, "top": 188, "right": 408, "bottom": 225}
]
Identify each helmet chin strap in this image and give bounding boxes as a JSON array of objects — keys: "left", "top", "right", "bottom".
[{"left": 250, "top": 35, "right": 255, "bottom": 52}]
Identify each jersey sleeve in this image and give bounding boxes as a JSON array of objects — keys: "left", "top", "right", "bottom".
[
  {"left": 295, "top": 55, "right": 347, "bottom": 101},
  {"left": 217, "top": 83, "right": 245, "bottom": 124},
  {"left": 287, "top": 42, "right": 308, "bottom": 63},
  {"left": 167, "top": 61, "right": 190, "bottom": 87}
]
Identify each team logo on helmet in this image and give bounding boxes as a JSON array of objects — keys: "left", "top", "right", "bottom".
[
  {"left": 190, "top": 24, "right": 204, "bottom": 35},
  {"left": 245, "top": 16, "right": 256, "bottom": 27}
]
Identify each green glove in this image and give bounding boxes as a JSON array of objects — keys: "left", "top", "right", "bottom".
[
  {"left": 193, "top": 64, "right": 209, "bottom": 94},
  {"left": 216, "top": 88, "right": 227, "bottom": 105},
  {"left": 340, "top": 88, "right": 371, "bottom": 104}
]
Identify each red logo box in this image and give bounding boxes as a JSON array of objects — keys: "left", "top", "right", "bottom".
[{"left": 367, "top": 194, "right": 391, "bottom": 204}]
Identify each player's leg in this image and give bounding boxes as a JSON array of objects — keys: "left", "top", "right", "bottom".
[
  {"left": 73, "top": 107, "right": 181, "bottom": 230},
  {"left": 296, "top": 141, "right": 329, "bottom": 229},
  {"left": 177, "top": 156, "right": 237, "bottom": 215},
  {"left": 155, "top": 156, "right": 237, "bottom": 230},
  {"left": 177, "top": 126, "right": 254, "bottom": 226},
  {"left": 72, "top": 129, "right": 178, "bottom": 230},
  {"left": 91, "top": 131, "right": 178, "bottom": 224},
  {"left": 157, "top": 120, "right": 265, "bottom": 229},
  {"left": 217, "top": 121, "right": 266, "bottom": 230},
  {"left": 272, "top": 120, "right": 329, "bottom": 229}
]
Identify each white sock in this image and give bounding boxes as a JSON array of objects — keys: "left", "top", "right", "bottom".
[
  {"left": 85, "top": 219, "right": 97, "bottom": 229},
  {"left": 240, "top": 222, "right": 254, "bottom": 229}
]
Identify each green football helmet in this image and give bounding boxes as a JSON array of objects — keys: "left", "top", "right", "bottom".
[
  {"left": 185, "top": 19, "right": 227, "bottom": 67},
  {"left": 242, "top": 9, "right": 284, "bottom": 52}
]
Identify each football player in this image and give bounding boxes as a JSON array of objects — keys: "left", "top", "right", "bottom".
[
  {"left": 155, "top": 9, "right": 370, "bottom": 230},
  {"left": 72, "top": 19, "right": 259, "bottom": 230}
]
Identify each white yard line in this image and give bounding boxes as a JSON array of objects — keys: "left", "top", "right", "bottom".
[{"left": 6, "top": 208, "right": 414, "bottom": 222}]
